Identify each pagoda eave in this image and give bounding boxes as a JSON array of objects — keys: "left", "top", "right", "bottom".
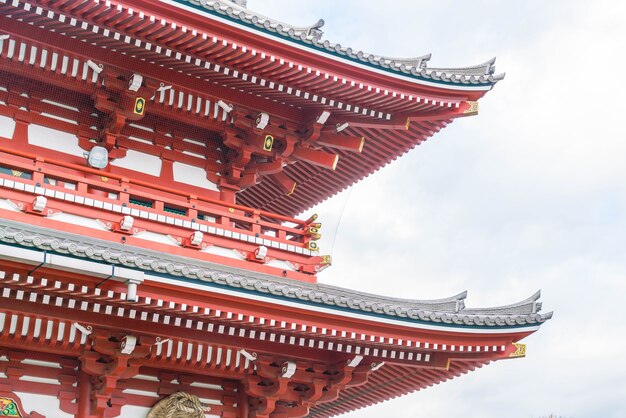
[
  {"left": 134, "top": 0, "right": 498, "bottom": 96},
  {"left": 0, "top": 1, "right": 550, "bottom": 416}
]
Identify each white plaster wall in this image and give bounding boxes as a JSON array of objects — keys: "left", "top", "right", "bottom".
[
  {"left": 28, "top": 124, "right": 86, "bottom": 157},
  {"left": 173, "top": 162, "right": 219, "bottom": 191},
  {"left": 13, "top": 392, "right": 74, "bottom": 418},
  {"left": 0, "top": 114, "right": 15, "bottom": 139},
  {"left": 133, "top": 231, "right": 180, "bottom": 246},
  {"left": 47, "top": 212, "right": 109, "bottom": 231},
  {"left": 119, "top": 404, "right": 151, "bottom": 417},
  {"left": 111, "top": 149, "right": 162, "bottom": 177},
  {"left": 265, "top": 259, "right": 297, "bottom": 271},
  {"left": 201, "top": 246, "right": 245, "bottom": 260},
  {"left": 0, "top": 199, "right": 21, "bottom": 212}
]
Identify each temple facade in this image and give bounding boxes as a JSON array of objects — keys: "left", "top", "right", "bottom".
[{"left": 0, "top": 1, "right": 550, "bottom": 417}]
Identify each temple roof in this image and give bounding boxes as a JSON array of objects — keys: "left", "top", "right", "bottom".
[
  {"left": 0, "top": 219, "right": 552, "bottom": 331},
  {"left": 0, "top": 2, "right": 549, "bottom": 416},
  {"left": 179, "top": 0, "right": 505, "bottom": 86},
  {"left": 0, "top": 0, "right": 507, "bottom": 217}
]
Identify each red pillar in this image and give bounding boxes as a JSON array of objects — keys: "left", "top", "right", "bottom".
[{"left": 77, "top": 370, "right": 93, "bottom": 418}]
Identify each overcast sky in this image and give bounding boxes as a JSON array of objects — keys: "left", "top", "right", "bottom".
[{"left": 253, "top": 1, "right": 626, "bottom": 417}]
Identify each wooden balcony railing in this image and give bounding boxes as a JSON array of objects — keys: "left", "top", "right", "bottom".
[{"left": 0, "top": 146, "right": 329, "bottom": 280}]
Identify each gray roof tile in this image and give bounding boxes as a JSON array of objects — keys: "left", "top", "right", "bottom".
[
  {"left": 182, "top": 0, "right": 505, "bottom": 86},
  {"left": 0, "top": 219, "right": 552, "bottom": 330}
]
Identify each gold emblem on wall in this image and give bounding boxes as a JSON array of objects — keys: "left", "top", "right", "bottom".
[
  {"left": 134, "top": 97, "right": 146, "bottom": 115},
  {"left": 263, "top": 134, "right": 274, "bottom": 152}
]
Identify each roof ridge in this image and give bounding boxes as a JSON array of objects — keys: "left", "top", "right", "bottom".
[
  {"left": 199, "top": 0, "right": 325, "bottom": 41},
  {"left": 317, "top": 283, "right": 467, "bottom": 305},
  {"left": 462, "top": 291, "right": 544, "bottom": 315},
  {"left": 181, "top": 0, "right": 502, "bottom": 86}
]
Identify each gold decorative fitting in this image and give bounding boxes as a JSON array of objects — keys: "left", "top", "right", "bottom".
[
  {"left": 463, "top": 101, "right": 479, "bottom": 115},
  {"left": 288, "top": 181, "right": 297, "bottom": 196},
  {"left": 509, "top": 342, "right": 526, "bottom": 358},
  {"left": 11, "top": 169, "right": 24, "bottom": 178},
  {"left": 331, "top": 154, "right": 339, "bottom": 171},
  {"left": 101, "top": 176, "right": 109, "bottom": 182},
  {"left": 321, "top": 255, "right": 332, "bottom": 265},
  {"left": 405, "top": 118, "right": 411, "bottom": 130},
  {"left": 228, "top": 208, "right": 235, "bottom": 213},
  {"left": 134, "top": 97, "right": 146, "bottom": 115},
  {"left": 263, "top": 134, "right": 274, "bottom": 152}
]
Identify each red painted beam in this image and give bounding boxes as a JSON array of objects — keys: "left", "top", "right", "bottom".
[
  {"left": 269, "top": 171, "right": 297, "bottom": 195},
  {"left": 407, "top": 101, "right": 478, "bottom": 123},
  {"left": 0, "top": 295, "right": 338, "bottom": 365},
  {"left": 316, "top": 133, "right": 365, "bottom": 153},
  {"left": 116, "top": 0, "right": 486, "bottom": 101},
  {"left": 0, "top": 15, "right": 306, "bottom": 123},
  {"left": 291, "top": 147, "right": 339, "bottom": 171}
]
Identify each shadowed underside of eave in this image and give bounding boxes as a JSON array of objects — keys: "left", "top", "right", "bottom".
[
  {"left": 308, "top": 360, "right": 490, "bottom": 417},
  {"left": 236, "top": 121, "right": 448, "bottom": 216}
]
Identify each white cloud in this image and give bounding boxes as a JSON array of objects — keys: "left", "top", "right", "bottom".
[{"left": 254, "top": 1, "right": 625, "bottom": 416}]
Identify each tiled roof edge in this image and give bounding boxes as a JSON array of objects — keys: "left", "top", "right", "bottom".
[
  {"left": 0, "top": 220, "right": 550, "bottom": 328},
  {"left": 180, "top": 0, "right": 501, "bottom": 87}
]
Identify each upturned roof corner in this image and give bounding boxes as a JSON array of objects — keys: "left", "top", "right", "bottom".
[
  {"left": 185, "top": 0, "right": 503, "bottom": 86},
  {"left": 0, "top": 219, "right": 551, "bottom": 330}
]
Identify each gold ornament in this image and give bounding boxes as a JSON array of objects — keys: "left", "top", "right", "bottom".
[
  {"left": 509, "top": 342, "right": 526, "bottom": 358},
  {"left": 463, "top": 101, "right": 479, "bottom": 115}
]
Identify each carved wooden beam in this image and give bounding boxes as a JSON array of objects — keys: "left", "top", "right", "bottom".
[
  {"left": 316, "top": 133, "right": 365, "bottom": 153},
  {"left": 291, "top": 146, "right": 339, "bottom": 171}
]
